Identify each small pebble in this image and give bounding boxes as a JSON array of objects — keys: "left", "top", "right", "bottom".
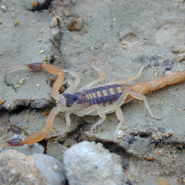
[
  {"left": 163, "top": 59, "right": 174, "bottom": 70},
  {"left": 73, "top": 37, "right": 77, "bottom": 41},
  {"left": 39, "top": 50, "right": 44, "bottom": 54},
  {"left": 68, "top": 18, "right": 83, "bottom": 31},
  {"left": 1, "top": 5, "right": 7, "bottom": 11},
  {"left": 39, "top": 28, "right": 45, "bottom": 34},
  {"left": 145, "top": 155, "right": 155, "bottom": 161},
  {"left": 13, "top": 21, "right": 20, "bottom": 26},
  {"left": 138, "top": 29, "right": 143, "bottom": 33},
  {"left": 50, "top": 17, "right": 59, "bottom": 27},
  {"left": 178, "top": 54, "right": 185, "bottom": 62},
  {"left": 172, "top": 44, "right": 185, "bottom": 53},
  {"left": 38, "top": 38, "right": 42, "bottom": 42},
  {"left": 19, "top": 78, "right": 25, "bottom": 85},
  {"left": 165, "top": 130, "right": 173, "bottom": 137},
  {"left": 122, "top": 42, "right": 127, "bottom": 49}
]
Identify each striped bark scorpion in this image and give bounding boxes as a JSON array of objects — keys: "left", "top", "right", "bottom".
[{"left": 6, "top": 62, "right": 185, "bottom": 146}]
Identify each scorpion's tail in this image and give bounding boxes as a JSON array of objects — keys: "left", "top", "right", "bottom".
[{"left": 132, "top": 71, "right": 185, "bottom": 95}]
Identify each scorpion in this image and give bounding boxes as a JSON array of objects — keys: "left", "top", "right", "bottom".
[{"left": 6, "top": 62, "right": 185, "bottom": 146}]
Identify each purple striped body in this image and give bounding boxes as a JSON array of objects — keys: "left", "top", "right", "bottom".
[{"left": 63, "top": 84, "right": 129, "bottom": 107}]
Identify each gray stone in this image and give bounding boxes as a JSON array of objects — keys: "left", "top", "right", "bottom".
[
  {"left": 63, "top": 141, "right": 125, "bottom": 185},
  {"left": 34, "top": 153, "right": 66, "bottom": 185},
  {"left": 0, "top": 149, "right": 66, "bottom": 185},
  {"left": 46, "top": 141, "right": 67, "bottom": 162}
]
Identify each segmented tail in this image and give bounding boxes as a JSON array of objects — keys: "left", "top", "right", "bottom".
[{"left": 132, "top": 71, "right": 185, "bottom": 94}]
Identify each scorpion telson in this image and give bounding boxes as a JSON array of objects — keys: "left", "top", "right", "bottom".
[{"left": 5, "top": 62, "right": 185, "bottom": 146}]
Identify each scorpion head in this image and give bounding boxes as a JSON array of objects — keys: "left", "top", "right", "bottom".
[
  {"left": 63, "top": 93, "right": 79, "bottom": 107},
  {"left": 57, "top": 93, "right": 83, "bottom": 112}
]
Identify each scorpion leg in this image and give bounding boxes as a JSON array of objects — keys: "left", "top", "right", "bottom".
[
  {"left": 80, "top": 63, "right": 106, "bottom": 90},
  {"left": 102, "top": 104, "right": 126, "bottom": 140},
  {"left": 128, "top": 91, "right": 161, "bottom": 119},
  {"left": 83, "top": 103, "right": 126, "bottom": 140},
  {"left": 115, "top": 89, "right": 160, "bottom": 120},
  {"left": 114, "top": 105, "right": 125, "bottom": 139},
  {"left": 76, "top": 104, "right": 106, "bottom": 132},
  {"left": 90, "top": 119, "right": 104, "bottom": 132},
  {"left": 63, "top": 69, "right": 81, "bottom": 93},
  {"left": 77, "top": 103, "right": 125, "bottom": 140},
  {"left": 106, "top": 63, "right": 148, "bottom": 85},
  {"left": 65, "top": 111, "right": 72, "bottom": 126},
  {"left": 104, "top": 104, "right": 126, "bottom": 140},
  {"left": 108, "top": 89, "right": 161, "bottom": 140}
]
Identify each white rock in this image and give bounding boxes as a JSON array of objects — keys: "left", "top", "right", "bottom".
[{"left": 63, "top": 141, "right": 125, "bottom": 185}]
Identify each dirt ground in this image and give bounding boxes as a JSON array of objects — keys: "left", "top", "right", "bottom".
[{"left": 0, "top": 0, "right": 185, "bottom": 184}]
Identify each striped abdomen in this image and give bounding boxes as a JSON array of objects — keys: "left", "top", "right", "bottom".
[
  {"left": 84, "top": 84, "right": 127, "bottom": 106},
  {"left": 63, "top": 84, "right": 129, "bottom": 107}
]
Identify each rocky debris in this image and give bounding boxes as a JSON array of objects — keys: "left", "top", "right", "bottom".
[
  {"left": 31, "top": 0, "right": 53, "bottom": 11},
  {"left": 0, "top": 4, "right": 7, "bottom": 11},
  {"left": 63, "top": 141, "right": 125, "bottom": 185},
  {"left": 163, "top": 59, "right": 174, "bottom": 70},
  {"left": 172, "top": 44, "right": 185, "bottom": 63},
  {"left": 67, "top": 18, "right": 83, "bottom": 31},
  {"left": 30, "top": 98, "right": 53, "bottom": 109},
  {"left": 86, "top": 125, "right": 185, "bottom": 156},
  {"left": 0, "top": 150, "right": 66, "bottom": 185},
  {"left": 177, "top": 54, "right": 185, "bottom": 63},
  {"left": 172, "top": 44, "right": 185, "bottom": 54},
  {"left": 34, "top": 153, "right": 66, "bottom": 185},
  {"left": 50, "top": 16, "right": 59, "bottom": 27},
  {"left": 46, "top": 141, "right": 67, "bottom": 162}
]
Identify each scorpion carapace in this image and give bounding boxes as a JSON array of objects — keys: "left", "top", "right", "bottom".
[{"left": 5, "top": 62, "right": 185, "bottom": 146}]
